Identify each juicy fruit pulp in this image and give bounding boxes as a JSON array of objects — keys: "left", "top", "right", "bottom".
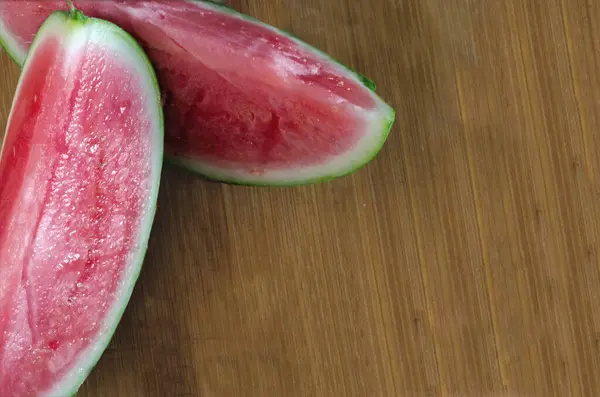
[
  {"left": 0, "top": 10, "right": 162, "bottom": 396},
  {"left": 0, "top": 0, "right": 395, "bottom": 185}
]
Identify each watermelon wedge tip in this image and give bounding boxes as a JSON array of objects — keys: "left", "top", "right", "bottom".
[{"left": 0, "top": 8, "right": 163, "bottom": 396}]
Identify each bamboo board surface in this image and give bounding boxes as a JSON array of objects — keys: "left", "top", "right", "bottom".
[{"left": 1, "top": 0, "right": 599, "bottom": 396}]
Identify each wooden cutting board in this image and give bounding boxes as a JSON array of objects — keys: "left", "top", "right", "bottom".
[{"left": 1, "top": 0, "right": 599, "bottom": 396}]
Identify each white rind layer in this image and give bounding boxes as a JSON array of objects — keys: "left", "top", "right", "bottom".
[{"left": 0, "top": 10, "right": 163, "bottom": 397}]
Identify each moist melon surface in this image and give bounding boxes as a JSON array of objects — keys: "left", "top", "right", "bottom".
[
  {"left": 0, "top": 13, "right": 161, "bottom": 395},
  {"left": 0, "top": 0, "right": 394, "bottom": 184}
]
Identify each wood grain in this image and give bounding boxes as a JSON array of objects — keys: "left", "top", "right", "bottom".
[{"left": 1, "top": 0, "right": 599, "bottom": 396}]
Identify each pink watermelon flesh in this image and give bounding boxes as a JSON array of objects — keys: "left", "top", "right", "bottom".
[
  {"left": 0, "top": 10, "right": 162, "bottom": 396},
  {"left": 0, "top": 0, "right": 395, "bottom": 185}
]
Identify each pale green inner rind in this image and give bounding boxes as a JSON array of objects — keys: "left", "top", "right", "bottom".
[{"left": 2, "top": 10, "right": 163, "bottom": 397}]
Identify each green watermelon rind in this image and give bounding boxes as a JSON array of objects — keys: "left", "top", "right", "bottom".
[{"left": 1, "top": 9, "right": 164, "bottom": 397}]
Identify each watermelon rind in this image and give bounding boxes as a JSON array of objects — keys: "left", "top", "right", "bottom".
[
  {"left": 1, "top": 8, "right": 163, "bottom": 396},
  {"left": 0, "top": 1, "right": 395, "bottom": 187}
]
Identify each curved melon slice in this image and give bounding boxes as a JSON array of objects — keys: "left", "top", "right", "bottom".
[
  {"left": 0, "top": 0, "right": 395, "bottom": 186},
  {"left": 0, "top": 9, "right": 163, "bottom": 396}
]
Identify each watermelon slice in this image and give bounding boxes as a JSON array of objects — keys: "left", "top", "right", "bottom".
[
  {"left": 0, "top": 0, "right": 395, "bottom": 186},
  {"left": 0, "top": 9, "right": 163, "bottom": 396}
]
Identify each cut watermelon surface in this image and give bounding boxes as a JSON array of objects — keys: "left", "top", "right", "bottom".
[
  {"left": 0, "top": 9, "right": 163, "bottom": 397},
  {"left": 0, "top": 0, "right": 395, "bottom": 185}
]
